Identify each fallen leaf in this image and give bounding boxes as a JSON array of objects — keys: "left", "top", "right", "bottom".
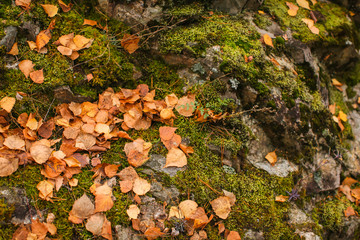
[
  {"left": 332, "top": 78, "right": 343, "bottom": 87},
  {"left": 165, "top": 93, "right": 178, "bottom": 108},
  {"left": 58, "top": 0, "right": 73, "bottom": 12},
  {"left": 36, "top": 30, "right": 51, "bottom": 50},
  {"left": 85, "top": 213, "right": 104, "bottom": 236},
  {"left": 286, "top": 2, "right": 299, "bottom": 16},
  {"left": 132, "top": 177, "right": 151, "bottom": 195},
  {"left": 338, "top": 111, "right": 347, "bottom": 122},
  {"left": 44, "top": 157, "right": 66, "bottom": 178},
  {"left": 159, "top": 126, "right": 181, "bottom": 150},
  {"left": 0, "top": 96, "right": 16, "bottom": 113},
  {"left": 120, "top": 180, "right": 133, "bottom": 193},
  {"left": 30, "top": 69, "right": 44, "bottom": 84},
  {"left": 168, "top": 206, "right": 183, "bottom": 219},
  {"left": 38, "top": 119, "right": 55, "bottom": 139},
  {"left": 87, "top": 73, "right": 94, "bottom": 81},
  {"left": 15, "top": 0, "right": 31, "bottom": 9},
  {"left": 179, "top": 144, "right": 194, "bottom": 156},
  {"left": 30, "top": 141, "right": 52, "bottom": 164},
  {"left": 351, "top": 188, "right": 360, "bottom": 200},
  {"left": 127, "top": 204, "right": 140, "bottom": 219},
  {"left": 69, "top": 193, "right": 94, "bottom": 223},
  {"left": 297, "top": 0, "right": 311, "bottom": 9},
  {"left": 144, "top": 227, "right": 165, "bottom": 240},
  {"left": 263, "top": 34, "right": 274, "bottom": 47},
  {"left": 223, "top": 190, "right": 236, "bottom": 206},
  {"left": 121, "top": 34, "right": 140, "bottom": 54},
  {"left": 7, "top": 42, "right": 19, "bottom": 55},
  {"left": 37, "top": 180, "right": 54, "bottom": 201},
  {"left": 4, "top": 135, "right": 25, "bottom": 151},
  {"left": 0, "top": 157, "right": 19, "bottom": 176},
  {"left": 41, "top": 4, "right": 58, "bottom": 17},
  {"left": 265, "top": 150, "right": 277, "bottom": 166},
  {"left": 275, "top": 195, "right": 289, "bottom": 202},
  {"left": 227, "top": 231, "right": 241, "bottom": 240},
  {"left": 104, "top": 164, "right": 119, "bottom": 178},
  {"left": 344, "top": 206, "right": 356, "bottom": 217},
  {"left": 118, "top": 166, "right": 139, "bottom": 181},
  {"left": 165, "top": 147, "right": 187, "bottom": 168},
  {"left": 210, "top": 196, "right": 231, "bottom": 219},
  {"left": 83, "top": 19, "right": 97, "bottom": 26},
  {"left": 57, "top": 46, "right": 73, "bottom": 56},
  {"left": 310, "top": 0, "right": 317, "bottom": 4},
  {"left": 342, "top": 177, "right": 358, "bottom": 187},
  {"left": 19, "top": 60, "right": 35, "bottom": 78},
  {"left": 339, "top": 184, "right": 356, "bottom": 202},
  {"left": 218, "top": 223, "right": 225, "bottom": 235},
  {"left": 302, "top": 18, "right": 319, "bottom": 34},
  {"left": 73, "top": 35, "right": 92, "bottom": 49},
  {"left": 31, "top": 219, "right": 48, "bottom": 239},
  {"left": 175, "top": 95, "right": 196, "bottom": 117},
  {"left": 329, "top": 104, "right": 336, "bottom": 115},
  {"left": 124, "top": 138, "right": 152, "bottom": 167},
  {"left": 188, "top": 207, "right": 210, "bottom": 229},
  {"left": 94, "top": 183, "right": 114, "bottom": 212},
  {"left": 179, "top": 200, "right": 198, "bottom": 218},
  {"left": 27, "top": 41, "right": 37, "bottom": 50}
]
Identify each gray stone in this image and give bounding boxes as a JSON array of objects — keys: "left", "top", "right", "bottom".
[
  {"left": 296, "top": 231, "right": 321, "bottom": 240},
  {"left": 139, "top": 196, "right": 167, "bottom": 221},
  {"left": 243, "top": 229, "right": 264, "bottom": 240},
  {"left": 143, "top": 154, "right": 185, "bottom": 177},
  {"left": 212, "top": 0, "right": 264, "bottom": 15},
  {"left": 115, "top": 225, "right": 141, "bottom": 240},
  {"left": 313, "top": 152, "right": 341, "bottom": 191},
  {"left": 327, "top": 217, "right": 360, "bottom": 240},
  {"left": 288, "top": 204, "right": 314, "bottom": 226},
  {"left": 0, "top": 26, "right": 17, "bottom": 51},
  {"left": 22, "top": 21, "right": 40, "bottom": 41},
  {"left": 149, "top": 181, "right": 180, "bottom": 204},
  {"left": 244, "top": 115, "right": 298, "bottom": 177},
  {"left": 0, "top": 186, "right": 40, "bottom": 225},
  {"left": 54, "top": 85, "right": 93, "bottom": 103}
]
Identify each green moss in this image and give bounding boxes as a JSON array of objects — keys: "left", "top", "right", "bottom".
[
  {"left": 167, "top": 3, "right": 205, "bottom": 17},
  {"left": 312, "top": 197, "right": 350, "bottom": 231},
  {"left": 253, "top": 13, "right": 273, "bottom": 29}
]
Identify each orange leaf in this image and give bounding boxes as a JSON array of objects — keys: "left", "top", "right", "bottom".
[
  {"left": 179, "top": 200, "right": 198, "bottom": 218},
  {"left": 297, "top": 0, "right": 311, "bottom": 9},
  {"left": 30, "top": 69, "right": 44, "bottom": 84},
  {"left": 94, "top": 183, "right": 114, "bottom": 212},
  {"left": 286, "top": 2, "right": 299, "bottom": 16},
  {"left": 344, "top": 206, "right": 356, "bottom": 217},
  {"left": 37, "top": 180, "right": 54, "bottom": 201},
  {"left": 263, "top": 34, "right": 274, "bottom": 47},
  {"left": 41, "top": 4, "right": 58, "bottom": 17},
  {"left": 69, "top": 193, "right": 94, "bottom": 223},
  {"left": 27, "top": 41, "right": 37, "bottom": 50},
  {"left": 7, "top": 42, "right": 18, "bottom": 55},
  {"left": 126, "top": 204, "right": 140, "bottom": 219},
  {"left": 0, "top": 96, "right": 16, "bottom": 113},
  {"left": 143, "top": 227, "right": 165, "bottom": 240},
  {"left": 275, "top": 195, "right": 289, "bottom": 202},
  {"left": 227, "top": 231, "right": 241, "bottom": 240},
  {"left": 121, "top": 34, "right": 140, "bottom": 54},
  {"left": 132, "top": 177, "right": 151, "bottom": 196},
  {"left": 15, "top": 0, "right": 31, "bottom": 9},
  {"left": 57, "top": 46, "right": 73, "bottom": 56},
  {"left": 19, "top": 60, "right": 35, "bottom": 78},
  {"left": 0, "top": 157, "right": 19, "bottom": 177},
  {"left": 175, "top": 94, "right": 196, "bottom": 117},
  {"left": 265, "top": 150, "right": 277, "bottom": 166},
  {"left": 83, "top": 19, "right": 98, "bottom": 26},
  {"left": 165, "top": 147, "right": 187, "bottom": 168},
  {"left": 36, "top": 30, "right": 51, "bottom": 50},
  {"left": 210, "top": 196, "right": 232, "bottom": 219},
  {"left": 58, "top": 0, "right": 73, "bottom": 12}
]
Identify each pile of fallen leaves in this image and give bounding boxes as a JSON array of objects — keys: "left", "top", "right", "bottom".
[
  {"left": 337, "top": 177, "right": 360, "bottom": 217},
  {"left": 0, "top": 82, "right": 239, "bottom": 239}
]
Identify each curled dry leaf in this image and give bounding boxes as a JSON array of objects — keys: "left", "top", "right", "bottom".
[
  {"left": 41, "top": 4, "right": 58, "bottom": 17},
  {"left": 0, "top": 96, "right": 16, "bottom": 113},
  {"left": 83, "top": 19, "right": 97, "bottom": 26},
  {"left": 30, "top": 69, "right": 44, "bottom": 84},
  {"left": 127, "top": 204, "right": 140, "bottom": 219},
  {"left": 58, "top": 0, "right": 73, "bottom": 12},
  {"left": 175, "top": 95, "right": 196, "bottom": 117},
  {"left": 19, "top": 60, "right": 35, "bottom": 78},
  {"left": 7, "top": 42, "right": 19, "bottom": 55},
  {"left": 165, "top": 147, "right": 187, "bottom": 168},
  {"left": 37, "top": 180, "right": 54, "bottom": 201},
  {"left": 263, "top": 34, "right": 274, "bottom": 47},
  {"left": 179, "top": 200, "right": 198, "bottom": 218},
  {"left": 265, "top": 150, "right": 277, "bottom": 166},
  {"left": 124, "top": 138, "right": 152, "bottom": 167},
  {"left": 69, "top": 193, "right": 94, "bottom": 223},
  {"left": 133, "top": 177, "right": 151, "bottom": 196},
  {"left": 0, "top": 157, "right": 19, "bottom": 177},
  {"left": 144, "top": 227, "right": 165, "bottom": 240},
  {"left": 210, "top": 196, "right": 231, "bottom": 219}
]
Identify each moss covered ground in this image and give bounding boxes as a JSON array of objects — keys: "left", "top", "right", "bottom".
[{"left": 0, "top": 0, "right": 360, "bottom": 239}]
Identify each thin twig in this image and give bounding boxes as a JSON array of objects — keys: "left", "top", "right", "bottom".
[{"left": 198, "top": 177, "right": 222, "bottom": 195}]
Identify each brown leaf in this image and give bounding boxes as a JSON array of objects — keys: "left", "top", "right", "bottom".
[
  {"left": 69, "top": 193, "right": 94, "bottom": 223},
  {"left": 27, "top": 41, "right": 37, "bottom": 50},
  {"left": 210, "top": 196, "right": 231, "bottom": 219},
  {"left": 7, "top": 42, "right": 19, "bottom": 55},
  {"left": 104, "top": 164, "right": 120, "bottom": 178},
  {"left": 121, "top": 34, "right": 140, "bottom": 54},
  {"left": 143, "top": 227, "right": 165, "bottom": 240},
  {"left": 188, "top": 207, "right": 210, "bottom": 229},
  {"left": 38, "top": 119, "right": 55, "bottom": 139},
  {"left": 37, "top": 180, "right": 54, "bottom": 201},
  {"left": 94, "top": 183, "right": 114, "bottom": 212},
  {"left": 218, "top": 223, "right": 225, "bottom": 235},
  {"left": 223, "top": 190, "right": 236, "bottom": 206},
  {"left": 165, "top": 147, "right": 187, "bottom": 168},
  {"left": 286, "top": 2, "right": 299, "bottom": 16},
  {"left": 179, "top": 200, "right": 198, "bottom": 218},
  {"left": 36, "top": 30, "right": 51, "bottom": 50},
  {"left": 83, "top": 19, "right": 97, "bottom": 26},
  {"left": 342, "top": 177, "right": 358, "bottom": 187},
  {"left": 133, "top": 177, "right": 151, "bottom": 195},
  {"left": 58, "top": 0, "right": 73, "bottom": 12},
  {"left": 127, "top": 204, "right": 140, "bottom": 219},
  {"left": 344, "top": 206, "right": 357, "bottom": 217},
  {"left": 4, "top": 135, "right": 25, "bottom": 151},
  {"left": 30, "top": 69, "right": 44, "bottom": 84},
  {"left": 15, "top": 0, "right": 31, "bottom": 9},
  {"left": 73, "top": 35, "right": 92, "bottom": 49},
  {"left": 12, "top": 225, "right": 30, "bottom": 240},
  {"left": 351, "top": 188, "right": 360, "bottom": 200},
  {"left": 180, "top": 144, "right": 194, "bottom": 156},
  {"left": 30, "top": 141, "right": 52, "bottom": 164},
  {"left": 0, "top": 97, "right": 16, "bottom": 113},
  {"left": 297, "top": 0, "right": 311, "bottom": 9},
  {"left": 85, "top": 213, "right": 105, "bottom": 236},
  {"left": 227, "top": 231, "right": 241, "bottom": 240},
  {"left": 263, "top": 34, "right": 274, "bottom": 47},
  {"left": 265, "top": 150, "right": 277, "bottom": 166},
  {"left": 302, "top": 18, "right": 319, "bottom": 34},
  {"left": 57, "top": 46, "right": 73, "bottom": 56},
  {"left": 120, "top": 180, "right": 133, "bottom": 193},
  {"left": 41, "top": 4, "right": 58, "bottom": 17},
  {"left": 31, "top": 219, "right": 48, "bottom": 239},
  {"left": 275, "top": 195, "right": 289, "bottom": 202},
  {"left": 19, "top": 60, "right": 35, "bottom": 78},
  {"left": 175, "top": 95, "right": 196, "bottom": 117},
  {"left": 75, "top": 133, "right": 96, "bottom": 150},
  {"left": 124, "top": 138, "right": 152, "bottom": 167},
  {"left": 0, "top": 157, "right": 19, "bottom": 177},
  {"left": 165, "top": 93, "right": 179, "bottom": 108}
]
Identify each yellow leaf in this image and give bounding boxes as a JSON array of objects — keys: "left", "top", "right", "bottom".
[
  {"left": 41, "top": 4, "right": 58, "bottom": 17},
  {"left": 263, "top": 34, "right": 274, "bottom": 47},
  {"left": 0, "top": 96, "right": 16, "bottom": 113},
  {"left": 297, "top": 0, "right": 311, "bottom": 9},
  {"left": 265, "top": 150, "right": 277, "bottom": 166},
  {"left": 338, "top": 111, "right": 347, "bottom": 122}
]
